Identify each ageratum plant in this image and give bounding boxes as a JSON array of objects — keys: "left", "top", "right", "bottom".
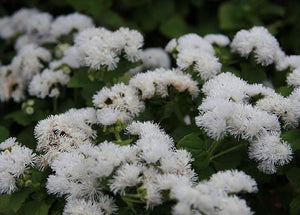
[{"left": 0, "top": 8, "right": 300, "bottom": 215}]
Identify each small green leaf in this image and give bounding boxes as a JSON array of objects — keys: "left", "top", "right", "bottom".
[
  {"left": 5, "top": 111, "right": 32, "bottom": 126},
  {"left": 282, "top": 129, "right": 300, "bottom": 151}
]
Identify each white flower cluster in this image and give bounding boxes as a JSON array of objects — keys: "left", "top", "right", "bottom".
[
  {"left": 165, "top": 33, "right": 223, "bottom": 81},
  {"left": 196, "top": 72, "right": 295, "bottom": 173},
  {"left": 231, "top": 26, "right": 300, "bottom": 87},
  {"left": 93, "top": 68, "right": 199, "bottom": 125},
  {"left": 46, "top": 121, "right": 256, "bottom": 214},
  {"left": 28, "top": 69, "right": 70, "bottom": 98},
  {"left": 129, "top": 68, "right": 199, "bottom": 99},
  {"left": 74, "top": 27, "right": 143, "bottom": 71},
  {"left": 0, "top": 137, "right": 36, "bottom": 194},
  {"left": 129, "top": 47, "right": 171, "bottom": 74},
  {"left": 0, "top": 9, "right": 144, "bottom": 102},
  {"left": 172, "top": 170, "right": 257, "bottom": 215},
  {"left": 92, "top": 83, "right": 145, "bottom": 125},
  {"left": 34, "top": 108, "right": 97, "bottom": 167}
]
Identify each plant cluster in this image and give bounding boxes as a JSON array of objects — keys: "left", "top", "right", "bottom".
[{"left": 0, "top": 8, "right": 300, "bottom": 215}]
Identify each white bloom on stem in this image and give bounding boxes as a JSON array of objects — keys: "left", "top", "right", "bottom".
[
  {"left": 204, "top": 34, "right": 230, "bottom": 47},
  {"left": 93, "top": 83, "right": 144, "bottom": 124},
  {"left": 129, "top": 68, "right": 199, "bottom": 99},
  {"left": 51, "top": 13, "right": 94, "bottom": 39},
  {"left": 129, "top": 47, "right": 171, "bottom": 74},
  {"left": 231, "top": 26, "right": 281, "bottom": 66},
  {"left": 28, "top": 69, "right": 70, "bottom": 98},
  {"left": 248, "top": 133, "right": 293, "bottom": 174},
  {"left": 109, "top": 163, "right": 143, "bottom": 194},
  {"left": 34, "top": 108, "right": 97, "bottom": 166},
  {"left": 0, "top": 137, "right": 36, "bottom": 194},
  {"left": 287, "top": 69, "right": 300, "bottom": 87},
  {"left": 25, "top": 12, "right": 52, "bottom": 36},
  {"left": 11, "top": 44, "right": 51, "bottom": 81},
  {"left": 207, "top": 170, "right": 258, "bottom": 193},
  {"left": 0, "top": 66, "right": 26, "bottom": 102}
]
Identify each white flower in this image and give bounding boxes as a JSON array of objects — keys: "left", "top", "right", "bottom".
[
  {"left": 28, "top": 69, "right": 70, "bottom": 98},
  {"left": 201, "top": 72, "right": 249, "bottom": 102},
  {"left": 93, "top": 83, "right": 145, "bottom": 124},
  {"left": 287, "top": 69, "right": 300, "bottom": 87},
  {"left": 11, "top": 44, "right": 51, "bottom": 81},
  {"left": 96, "top": 107, "right": 122, "bottom": 126},
  {"left": 165, "top": 38, "right": 177, "bottom": 53},
  {"left": 129, "top": 68, "right": 199, "bottom": 99},
  {"left": 34, "top": 108, "right": 97, "bottom": 166},
  {"left": 109, "top": 163, "right": 143, "bottom": 194},
  {"left": 63, "top": 199, "right": 104, "bottom": 215},
  {"left": 0, "top": 137, "right": 36, "bottom": 194},
  {"left": 207, "top": 170, "right": 258, "bottom": 193},
  {"left": 0, "top": 66, "right": 26, "bottom": 102},
  {"left": 231, "top": 26, "right": 281, "bottom": 66},
  {"left": 114, "top": 27, "right": 143, "bottom": 62},
  {"left": 204, "top": 34, "right": 230, "bottom": 47},
  {"left": 248, "top": 133, "right": 293, "bottom": 174},
  {"left": 25, "top": 12, "right": 52, "bottom": 36},
  {"left": 50, "top": 46, "right": 82, "bottom": 69},
  {"left": 256, "top": 93, "right": 299, "bottom": 128},
  {"left": 51, "top": 13, "right": 94, "bottom": 38},
  {"left": 129, "top": 47, "right": 171, "bottom": 74}
]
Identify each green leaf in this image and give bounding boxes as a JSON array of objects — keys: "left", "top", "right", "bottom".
[
  {"left": 240, "top": 62, "right": 267, "bottom": 84},
  {"left": 276, "top": 86, "right": 293, "bottom": 97},
  {"left": 214, "top": 150, "right": 242, "bottom": 170},
  {"left": 18, "top": 200, "right": 53, "bottom": 215},
  {"left": 160, "top": 15, "right": 189, "bottom": 38},
  {"left": 177, "top": 133, "right": 206, "bottom": 151},
  {"left": 0, "top": 126, "right": 9, "bottom": 142},
  {"left": 178, "top": 133, "right": 210, "bottom": 170},
  {"left": 286, "top": 168, "right": 300, "bottom": 188},
  {"left": 282, "top": 129, "right": 300, "bottom": 151},
  {"left": 8, "top": 189, "right": 33, "bottom": 212},
  {"left": 219, "top": 2, "right": 247, "bottom": 30},
  {"left": 5, "top": 111, "right": 32, "bottom": 126},
  {"left": 290, "top": 194, "right": 300, "bottom": 215},
  {"left": 0, "top": 194, "right": 12, "bottom": 214},
  {"left": 67, "top": 68, "right": 91, "bottom": 88}
]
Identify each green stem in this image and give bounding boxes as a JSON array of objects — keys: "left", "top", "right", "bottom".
[
  {"left": 210, "top": 143, "right": 245, "bottom": 161},
  {"left": 114, "top": 132, "right": 122, "bottom": 143},
  {"left": 208, "top": 140, "right": 222, "bottom": 155}
]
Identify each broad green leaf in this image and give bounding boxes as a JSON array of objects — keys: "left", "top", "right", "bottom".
[
  {"left": 282, "top": 129, "right": 300, "bottom": 151},
  {"left": 8, "top": 189, "right": 33, "bottom": 212},
  {"left": 178, "top": 133, "right": 210, "bottom": 170},
  {"left": 240, "top": 62, "right": 267, "bottom": 84},
  {"left": 0, "top": 194, "right": 12, "bottom": 214},
  {"left": 177, "top": 133, "right": 206, "bottom": 151},
  {"left": 276, "top": 86, "right": 293, "bottom": 97},
  {"left": 18, "top": 200, "right": 52, "bottom": 215},
  {"left": 0, "top": 126, "right": 9, "bottom": 142},
  {"left": 290, "top": 194, "right": 300, "bottom": 215},
  {"left": 219, "top": 2, "right": 247, "bottom": 30},
  {"left": 160, "top": 15, "right": 188, "bottom": 38},
  {"left": 214, "top": 150, "right": 242, "bottom": 170},
  {"left": 5, "top": 111, "right": 32, "bottom": 126},
  {"left": 286, "top": 168, "right": 300, "bottom": 188}
]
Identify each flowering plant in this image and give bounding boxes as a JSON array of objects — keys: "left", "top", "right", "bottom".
[{"left": 0, "top": 8, "right": 300, "bottom": 215}]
